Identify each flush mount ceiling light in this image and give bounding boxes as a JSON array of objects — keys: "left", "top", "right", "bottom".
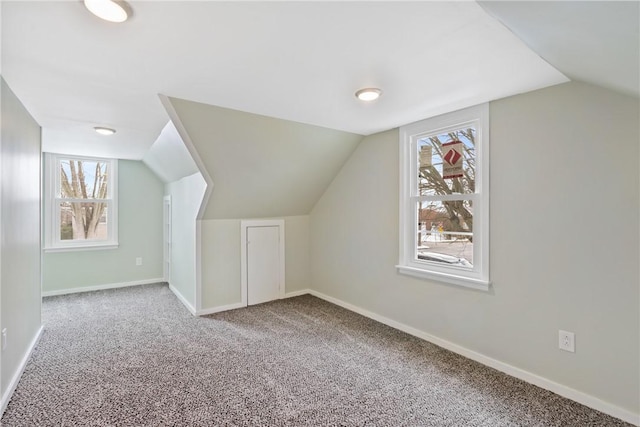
[
  {"left": 84, "top": 0, "right": 131, "bottom": 23},
  {"left": 355, "top": 88, "right": 382, "bottom": 101},
  {"left": 94, "top": 126, "right": 116, "bottom": 136}
]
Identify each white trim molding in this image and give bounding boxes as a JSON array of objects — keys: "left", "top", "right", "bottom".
[
  {"left": 284, "top": 289, "right": 310, "bottom": 298},
  {"left": 240, "top": 219, "right": 286, "bottom": 307},
  {"left": 1, "top": 325, "right": 44, "bottom": 416},
  {"left": 168, "top": 283, "right": 196, "bottom": 315},
  {"left": 306, "top": 289, "right": 639, "bottom": 426},
  {"left": 43, "top": 153, "right": 119, "bottom": 251},
  {"left": 159, "top": 94, "right": 215, "bottom": 316},
  {"left": 196, "top": 302, "right": 245, "bottom": 316},
  {"left": 398, "top": 103, "right": 490, "bottom": 290},
  {"left": 42, "top": 278, "right": 165, "bottom": 297},
  {"left": 192, "top": 288, "right": 308, "bottom": 317},
  {"left": 195, "top": 219, "right": 203, "bottom": 312}
]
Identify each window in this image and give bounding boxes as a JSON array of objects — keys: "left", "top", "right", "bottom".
[
  {"left": 397, "top": 104, "right": 489, "bottom": 290},
  {"left": 44, "top": 154, "right": 118, "bottom": 251}
]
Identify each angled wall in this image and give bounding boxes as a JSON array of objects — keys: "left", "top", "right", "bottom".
[
  {"left": 166, "top": 172, "right": 207, "bottom": 311},
  {"left": 142, "top": 121, "right": 198, "bottom": 184},
  {"left": 163, "top": 97, "right": 362, "bottom": 311},
  {"left": 309, "top": 81, "right": 639, "bottom": 421},
  {"left": 165, "top": 97, "right": 363, "bottom": 220},
  {"left": 0, "top": 78, "right": 41, "bottom": 408}
]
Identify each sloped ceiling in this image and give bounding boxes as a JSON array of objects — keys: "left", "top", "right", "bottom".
[
  {"left": 479, "top": 1, "right": 639, "bottom": 98},
  {"left": 142, "top": 121, "right": 198, "bottom": 184},
  {"left": 166, "top": 97, "right": 364, "bottom": 219},
  {"left": 1, "top": 1, "right": 567, "bottom": 160}
]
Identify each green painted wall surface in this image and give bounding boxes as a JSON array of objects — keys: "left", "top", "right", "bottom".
[
  {"left": 200, "top": 215, "right": 310, "bottom": 309},
  {"left": 166, "top": 172, "right": 206, "bottom": 308},
  {"left": 167, "top": 97, "right": 363, "bottom": 220},
  {"left": 310, "top": 82, "right": 639, "bottom": 415},
  {"left": 1, "top": 78, "right": 42, "bottom": 396},
  {"left": 43, "top": 160, "right": 164, "bottom": 292}
]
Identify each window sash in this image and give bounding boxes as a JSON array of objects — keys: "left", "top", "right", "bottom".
[
  {"left": 397, "top": 103, "right": 489, "bottom": 290},
  {"left": 53, "top": 199, "right": 114, "bottom": 245},
  {"left": 55, "top": 157, "right": 112, "bottom": 200},
  {"left": 45, "top": 154, "right": 118, "bottom": 251},
  {"left": 410, "top": 119, "right": 479, "bottom": 198},
  {"left": 407, "top": 199, "right": 479, "bottom": 272}
]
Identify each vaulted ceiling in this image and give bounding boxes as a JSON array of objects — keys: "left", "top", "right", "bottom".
[
  {"left": 0, "top": 0, "right": 591, "bottom": 160},
  {"left": 479, "top": 1, "right": 639, "bottom": 98},
  {"left": 2, "top": 2, "right": 637, "bottom": 161}
]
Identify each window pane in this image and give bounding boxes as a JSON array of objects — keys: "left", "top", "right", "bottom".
[
  {"left": 417, "top": 201, "right": 473, "bottom": 267},
  {"left": 60, "top": 201, "right": 109, "bottom": 241},
  {"left": 417, "top": 128, "right": 475, "bottom": 196},
  {"left": 59, "top": 159, "right": 109, "bottom": 199}
]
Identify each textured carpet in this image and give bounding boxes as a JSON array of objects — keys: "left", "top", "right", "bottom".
[{"left": 1, "top": 283, "right": 631, "bottom": 426}]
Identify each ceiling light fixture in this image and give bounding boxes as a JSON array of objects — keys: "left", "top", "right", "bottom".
[
  {"left": 84, "top": 0, "right": 131, "bottom": 23},
  {"left": 355, "top": 88, "right": 382, "bottom": 101},
  {"left": 94, "top": 126, "right": 116, "bottom": 135}
]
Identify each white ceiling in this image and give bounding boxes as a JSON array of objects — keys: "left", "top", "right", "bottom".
[
  {"left": 479, "top": 1, "right": 639, "bottom": 98},
  {"left": 4, "top": 1, "right": 630, "bottom": 160}
]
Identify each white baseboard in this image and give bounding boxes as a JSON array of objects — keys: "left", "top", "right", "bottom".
[
  {"left": 194, "top": 289, "right": 310, "bottom": 316},
  {"left": 196, "top": 302, "right": 245, "bottom": 316},
  {"left": 284, "top": 289, "right": 310, "bottom": 298},
  {"left": 1, "top": 325, "right": 44, "bottom": 416},
  {"left": 306, "top": 289, "right": 639, "bottom": 426},
  {"left": 42, "top": 278, "right": 165, "bottom": 297},
  {"left": 168, "top": 284, "right": 196, "bottom": 315}
]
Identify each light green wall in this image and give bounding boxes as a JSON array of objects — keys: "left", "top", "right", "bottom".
[
  {"left": 166, "top": 97, "right": 363, "bottom": 220},
  {"left": 200, "top": 219, "right": 239, "bottom": 308},
  {"left": 0, "top": 78, "right": 42, "bottom": 397},
  {"left": 167, "top": 172, "right": 206, "bottom": 308},
  {"left": 309, "top": 82, "right": 639, "bottom": 415},
  {"left": 43, "top": 160, "right": 164, "bottom": 292},
  {"left": 201, "top": 215, "right": 310, "bottom": 309}
]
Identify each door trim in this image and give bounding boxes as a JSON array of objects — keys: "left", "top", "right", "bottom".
[
  {"left": 163, "top": 195, "right": 172, "bottom": 283},
  {"left": 240, "top": 219, "right": 285, "bottom": 307}
]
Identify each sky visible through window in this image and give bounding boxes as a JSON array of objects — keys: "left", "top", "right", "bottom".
[{"left": 60, "top": 159, "right": 107, "bottom": 199}]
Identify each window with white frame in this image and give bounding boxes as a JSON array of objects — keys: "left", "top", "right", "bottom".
[
  {"left": 397, "top": 104, "right": 489, "bottom": 290},
  {"left": 45, "top": 154, "right": 118, "bottom": 251}
]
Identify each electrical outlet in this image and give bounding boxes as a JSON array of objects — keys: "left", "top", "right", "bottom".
[
  {"left": 2, "top": 328, "right": 7, "bottom": 351},
  {"left": 136, "top": 257, "right": 143, "bottom": 266},
  {"left": 559, "top": 330, "right": 575, "bottom": 352}
]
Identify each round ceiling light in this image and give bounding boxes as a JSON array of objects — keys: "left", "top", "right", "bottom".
[
  {"left": 84, "top": 0, "right": 130, "bottom": 23},
  {"left": 94, "top": 126, "right": 116, "bottom": 136},
  {"left": 355, "top": 88, "right": 382, "bottom": 101}
]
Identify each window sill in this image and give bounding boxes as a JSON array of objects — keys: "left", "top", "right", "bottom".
[
  {"left": 396, "top": 265, "right": 490, "bottom": 291},
  {"left": 44, "top": 243, "right": 119, "bottom": 253}
]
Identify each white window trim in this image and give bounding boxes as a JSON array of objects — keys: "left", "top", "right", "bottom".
[
  {"left": 44, "top": 153, "right": 118, "bottom": 252},
  {"left": 397, "top": 103, "right": 490, "bottom": 291}
]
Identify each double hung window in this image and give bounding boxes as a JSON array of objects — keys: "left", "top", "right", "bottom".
[
  {"left": 45, "top": 154, "right": 118, "bottom": 251},
  {"left": 397, "top": 104, "right": 489, "bottom": 290}
]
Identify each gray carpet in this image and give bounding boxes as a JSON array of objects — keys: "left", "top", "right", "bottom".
[{"left": 1, "top": 283, "right": 630, "bottom": 426}]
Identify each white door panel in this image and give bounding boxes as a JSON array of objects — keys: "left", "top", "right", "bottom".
[{"left": 247, "top": 226, "right": 280, "bottom": 305}]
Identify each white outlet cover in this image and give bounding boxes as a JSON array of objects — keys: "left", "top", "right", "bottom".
[{"left": 559, "top": 330, "right": 575, "bottom": 353}]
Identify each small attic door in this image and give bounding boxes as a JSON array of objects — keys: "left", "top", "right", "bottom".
[{"left": 241, "top": 219, "right": 285, "bottom": 306}]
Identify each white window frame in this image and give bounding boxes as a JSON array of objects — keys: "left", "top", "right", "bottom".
[
  {"left": 397, "top": 103, "right": 489, "bottom": 290},
  {"left": 44, "top": 153, "right": 118, "bottom": 252}
]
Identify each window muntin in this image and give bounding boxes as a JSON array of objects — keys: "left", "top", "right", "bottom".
[
  {"left": 398, "top": 104, "right": 489, "bottom": 290},
  {"left": 45, "top": 154, "right": 118, "bottom": 251}
]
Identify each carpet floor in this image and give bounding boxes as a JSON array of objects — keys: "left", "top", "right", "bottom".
[{"left": 1, "top": 283, "right": 631, "bottom": 426}]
